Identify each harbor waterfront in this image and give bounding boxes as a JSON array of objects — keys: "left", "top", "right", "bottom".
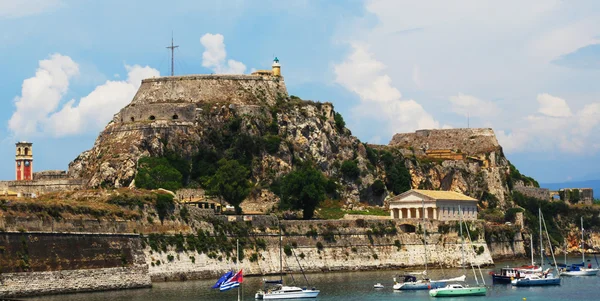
[{"left": 24, "top": 259, "right": 600, "bottom": 301}]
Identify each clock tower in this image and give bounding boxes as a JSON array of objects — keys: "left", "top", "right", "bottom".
[{"left": 16, "top": 141, "right": 33, "bottom": 181}]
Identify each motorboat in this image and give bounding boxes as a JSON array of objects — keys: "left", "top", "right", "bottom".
[
  {"left": 255, "top": 285, "right": 320, "bottom": 299},
  {"left": 373, "top": 283, "right": 384, "bottom": 289},
  {"left": 491, "top": 267, "right": 526, "bottom": 284},
  {"left": 429, "top": 283, "right": 487, "bottom": 297}
]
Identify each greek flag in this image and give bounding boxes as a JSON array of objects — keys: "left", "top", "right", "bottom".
[
  {"left": 219, "top": 269, "right": 244, "bottom": 291},
  {"left": 212, "top": 270, "right": 234, "bottom": 289}
]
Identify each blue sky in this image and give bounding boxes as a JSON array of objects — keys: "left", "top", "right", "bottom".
[{"left": 2, "top": 0, "right": 600, "bottom": 184}]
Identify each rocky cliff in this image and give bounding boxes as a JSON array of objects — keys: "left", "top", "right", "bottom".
[
  {"left": 69, "top": 74, "right": 533, "bottom": 210},
  {"left": 387, "top": 128, "right": 517, "bottom": 208}
]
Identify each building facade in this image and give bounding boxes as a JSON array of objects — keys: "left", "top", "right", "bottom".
[{"left": 389, "top": 189, "right": 478, "bottom": 221}]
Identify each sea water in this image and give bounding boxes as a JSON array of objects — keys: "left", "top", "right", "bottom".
[{"left": 25, "top": 258, "right": 599, "bottom": 301}]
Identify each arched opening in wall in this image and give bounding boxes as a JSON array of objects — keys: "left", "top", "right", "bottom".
[
  {"left": 130, "top": 117, "right": 135, "bottom": 122},
  {"left": 172, "top": 114, "right": 179, "bottom": 120},
  {"left": 24, "top": 148, "right": 29, "bottom": 155},
  {"left": 17, "top": 148, "right": 21, "bottom": 155},
  {"left": 399, "top": 224, "right": 416, "bottom": 233},
  {"left": 149, "top": 115, "right": 156, "bottom": 121}
]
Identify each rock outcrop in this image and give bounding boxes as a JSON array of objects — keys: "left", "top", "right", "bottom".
[{"left": 69, "top": 74, "right": 532, "bottom": 209}]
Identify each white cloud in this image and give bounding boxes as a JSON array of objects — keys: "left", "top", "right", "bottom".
[
  {"left": 0, "top": 0, "right": 62, "bottom": 19},
  {"left": 496, "top": 93, "right": 600, "bottom": 154},
  {"left": 200, "top": 33, "right": 246, "bottom": 74},
  {"left": 537, "top": 93, "right": 572, "bottom": 117},
  {"left": 9, "top": 54, "right": 159, "bottom": 137},
  {"left": 449, "top": 93, "right": 499, "bottom": 118},
  {"left": 45, "top": 65, "right": 159, "bottom": 136},
  {"left": 334, "top": 43, "right": 438, "bottom": 135},
  {"left": 8, "top": 53, "right": 79, "bottom": 136}
]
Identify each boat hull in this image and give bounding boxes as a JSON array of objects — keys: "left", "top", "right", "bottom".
[
  {"left": 511, "top": 277, "right": 561, "bottom": 286},
  {"left": 561, "top": 269, "right": 599, "bottom": 276},
  {"left": 256, "top": 290, "right": 320, "bottom": 299},
  {"left": 429, "top": 286, "right": 487, "bottom": 297},
  {"left": 393, "top": 281, "right": 445, "bottom": 290}
]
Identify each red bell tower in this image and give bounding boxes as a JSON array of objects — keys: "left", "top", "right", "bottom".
[{"left": 16, "top": 141, "right": 33, "bottom": 181}]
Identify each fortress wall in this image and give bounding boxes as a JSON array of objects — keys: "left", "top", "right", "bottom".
[
  {"left": 514, "top": 186, "right": 550, "bottom": 201},
  {"left": 131, "top": 75, "right": 288, "bottom": 106},
  {"left": 119, "top": 103, "right": 197, "bottom": 124},
  {"left": 0, "top": 232, "right": 150, "bottom": 298},
  {"left": 389, "top": 128, "right": 500, "bottom": 155},
  {"left": 0, "top": 179, "right": 84, "bottom": 195}
]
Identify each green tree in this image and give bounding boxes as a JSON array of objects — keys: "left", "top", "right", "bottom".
[
  {"left": 341, "top": 160, "right": 360, "bottom": 179},
  {"left": 277, "top": 165, "right": 328, "bottom": 219},
  {"left": 372, "top": 179, "right": 386, "bottom": 196},
  {"left": 334, "top": 112, "right": 345, "bottom": 131},
  {"left": 385, "top": 162, "right": 411, "bottom": 195},
  {"left": 206, "top": 159, "right": 251, "bottom": 214},
  {"left": 135, "top": 157, "right": 183, "bottom": 191}
]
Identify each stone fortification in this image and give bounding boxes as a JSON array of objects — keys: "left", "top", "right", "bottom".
[
  {"left": 145, "top": 219, "right": 496, "bottom": 282},
  {"left": 389, "top": 128, "right": 500, "bottom": 156},
  {"left": 514, "top": 186, "right": 550, "bottom": 201},
  {"left": 0, "top": 232, "right": 151, "bottom": 298},
  {"left": 130, "top": 75, "right": 287, "bottom": 106},
  {"left": 0, "top": 178, "right": 84, "bottom": 196},
  {"left": 387, "top": 128, "right": 513, "bottom": 207}
]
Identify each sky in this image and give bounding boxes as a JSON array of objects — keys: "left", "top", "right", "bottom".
[{"left": 2, "top": 0, "right": 600, "bottom": 184}]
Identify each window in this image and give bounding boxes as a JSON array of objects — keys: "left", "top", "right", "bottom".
[
  {"left": 172, "top": 114, "right": 179, "bottom": 120},
  {"left": 149, "top": 115, "right": 156, "bottom": 120},
  {"left": 130, "top": 117, "right": 135, "bottom": 122}
]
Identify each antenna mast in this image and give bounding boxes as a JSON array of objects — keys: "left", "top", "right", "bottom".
[{"left": 166, "top": 32, "right": 179, "bottom": 76}]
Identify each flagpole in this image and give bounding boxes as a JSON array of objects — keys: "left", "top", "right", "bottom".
[{"left": 237, "top": 239, "right": 240, "bottom": 301}]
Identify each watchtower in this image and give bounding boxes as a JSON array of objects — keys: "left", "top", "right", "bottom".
[{"left": 16, "top": 141, "right": 33, "bottom": 181}]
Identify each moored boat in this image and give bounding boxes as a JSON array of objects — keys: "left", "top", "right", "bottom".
[
  {"left": 429, "top": 284, "right": 487, "bottom": 297},
  {"left": 491, "top": 267, "right": 525, "bottom": 284},
  {"left": 560, "top": 217, "right": 599, "bottom": 277},
  {"left": 255, "top": 285, "right": 320, "bottom": 300},
  {"left": 429, "top": 205, "right": 487, "bottom": 297},
  {"left": 512, "top": 209, "right": 561, "bottom": 287}
]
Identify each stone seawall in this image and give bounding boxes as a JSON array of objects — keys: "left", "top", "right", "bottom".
[
  {"left": 0, "top": 232, "right": 151, "bottom": 298},
  {"left": 0, "top": 266, "right": 151, "bottom": 298},
  {"left": 144, "top": 219, "right": 495, "bottom": 282}
]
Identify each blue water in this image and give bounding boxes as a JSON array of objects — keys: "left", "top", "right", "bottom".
[{"left": 25, "top": 258, "right": 599, "bottom": 301}]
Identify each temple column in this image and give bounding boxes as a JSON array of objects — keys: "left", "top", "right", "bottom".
[
  {"left": 407, "top": 208, "right": 412, "bottom": 219},
  {"left": 433, "top": 207, "right": 438, "bottom": 220},
  {"left": 399, "top": 208, "right": 404, "bottom": 219}
]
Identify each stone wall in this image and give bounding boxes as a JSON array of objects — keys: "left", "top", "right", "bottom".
[
  {"left": 144, "top": 218, "right": 496, "bottom": 282},
  {"left": 0, "top": 178, "right": 84, "bottom": 196},
  {"left": 514, "top": 186, "right": 550, "bottom": 201},
  {"left": 0, "top": 232, "right": 151, "bottom": 298},
  {"left": 389, "top": 128, "right": 500, "bottom": 156},
  {"left": 130, "top": 75, "right": 288, "bottom": 106}
]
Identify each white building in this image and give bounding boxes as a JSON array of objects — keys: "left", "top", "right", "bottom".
[{"left": 389, "top": 189, "right": 478, "bottom": 221}]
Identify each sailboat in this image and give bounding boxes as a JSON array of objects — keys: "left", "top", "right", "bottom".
[
  {"left": 491, "top": 235, "right": 539, "bottom": 283},
  {"left": 393, "top": 199, "right": 465, "bottom": 290},
  {"left": 429, "top": 205, "right": 487, "bottom": 297},
  {"left": 561, "top": 217, "right": 599, "bottom": 276},
  {"left": 512, "top": 208, "right": 561, "bottom": 286},
  {"left": 255, "top": 221, "right": 320, "bottom": 299}
]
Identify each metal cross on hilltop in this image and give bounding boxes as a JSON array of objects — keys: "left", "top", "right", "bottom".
[{"left": 166, "top": 33, "right": 179, "bottom": 76}]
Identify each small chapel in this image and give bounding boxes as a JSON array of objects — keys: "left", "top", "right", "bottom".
[{"left": 388, "top": 189, "right": 478, "bottom": 221}]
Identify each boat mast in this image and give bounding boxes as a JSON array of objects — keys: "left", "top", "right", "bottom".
[
  {"left": 539, "top": 208, "right": 543, "bottom": 270},
  {"left": 541, "top": 210, "right": 560, "bottom": 275},
  {"left": 459, "top": 205, "right": 465, "bottom": 275},
  {"left": 422, "top": 198, "right": 428, "bottom": 275},
  {"left": 278, "top": 218, "right": 283, "bottom": 284},
  {"left": 237, "top": 239, "right": 240, "bottom": 301},
  {"left": 530, "top": 234, "right": 534, "bottom": 266},
  {"left": 581, "top": 216, "right": 585, "bottom": 264}
]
